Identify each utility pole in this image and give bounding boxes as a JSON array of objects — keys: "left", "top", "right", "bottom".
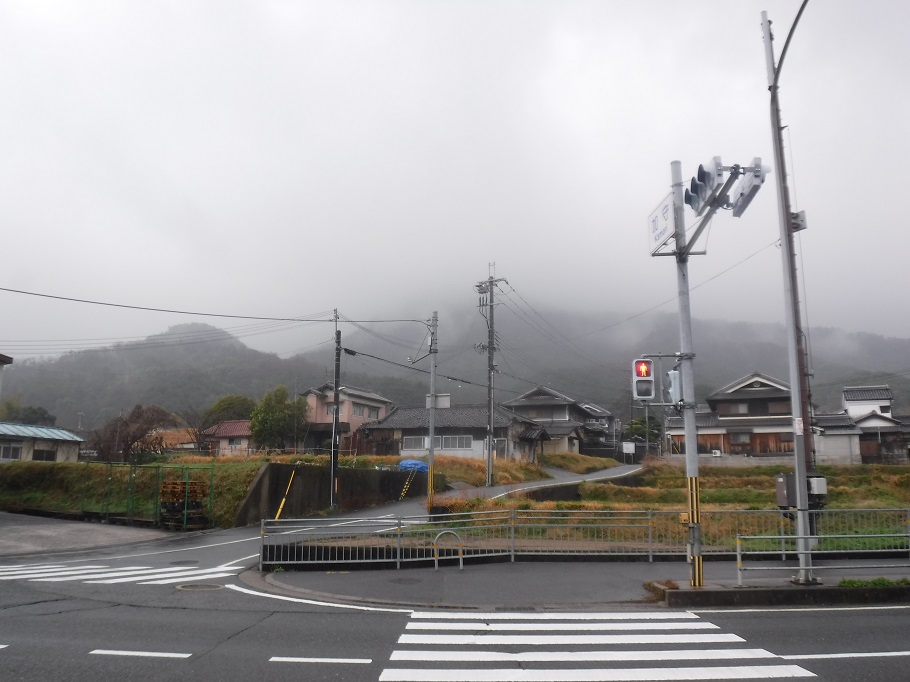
[
  {"left": 330, "top": 310, "right": 341, "bottom": 509},
  {"left": 476, "top": 269, "right": 506, "bottom": 487},
  {"left": 428, "top": 311, "right": 438, "bottom": 509},
  {"left": 671, "top": 160, "right": 703, "bottom": 588},
  {"left": 763, "top": 4, "right": 816, "bottom": 584}
]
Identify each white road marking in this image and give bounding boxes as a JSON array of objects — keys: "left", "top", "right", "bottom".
[
  {"left": 140, "top": 571, "right": 235, "bottom": 585},
  {"left": 0, "top": 566, "right": 109, "bottom": 579},
  {"left": 378, "top": 665, "right": 814, "bottom": 681},
  {"left": 782, "top": 650, "right": 910, "bottom": 660},
  {"left": 405, "top": 621, "right": 719, "bottom": 631},
  {"left": 390, "top": 648, "right": 779, "bottom": 662},
  {"left": 693, "top": 604, "right": 910, "bottom": 615},
  {"left": 90, "top": 649, "right": 192, "bottom": 659},
  {"left": 410, "top": 611, "right": 699, "bottom": 620},
  {"left": 225, "top": 583, "right": 413, "bottom": 613},
  {"left": 398, "top": 634, "right": 746, "bottom": 645},
  {"left": 270, "top": 656, "right": 372, "bottom": 664}
]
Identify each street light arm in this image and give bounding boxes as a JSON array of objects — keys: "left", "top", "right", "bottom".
[{"left": 770, "top": 0, "right": 811, "bottom": 89}]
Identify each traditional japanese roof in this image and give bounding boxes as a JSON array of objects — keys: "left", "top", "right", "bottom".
[
  {"left": 203, "top": 420, "right": 251, "bottom": 438},
  {"left": 843, "top": 385, "right": 893, "bottom": 402},
  {"left": 503, "top": 386, "right": 611, "bottom": 419},
  {"left": 0, "top": 422, "right": 82, "bottom": 442},
  {"left": 302, "top": 382, "right": 393, "bottom": 404},
  {"left": 365, "top": 404, "right": 535, "bottom": 430}
]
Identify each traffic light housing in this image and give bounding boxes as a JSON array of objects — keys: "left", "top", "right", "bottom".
[
  {"left": 666, "top": 369, "right": 681, "bottom": 403},
  {"left": 730, "top": 157, "right": 769, "bottom": 217},
  {"left": 683, "top": 157, "right": 723, "bottom": 215},
  {"left": 632, "top": 359, "right": 655, "bottom": 401}
]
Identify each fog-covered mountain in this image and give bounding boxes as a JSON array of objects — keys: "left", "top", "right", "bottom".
[{"left": 3, "top": 312, "right": 910, "bottom": 432}]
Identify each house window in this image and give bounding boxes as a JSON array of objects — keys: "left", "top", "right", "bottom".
[
  {"left": 442, "top": 435, "right": 472, "bottom": 449},
  {"left": 402, "top": 436, "right": 426, "bottom": 450},
  {"left": 367, "top": 407, "right": 379, "bottom": 419},
  {"left": 325, "top": 405, "right": 336, "bottom": 416},
  {"left": 729, "top": 432, "right": 752, "bottom": 445},
  {"left": 719, "top": 402, "right": 749, "bottom": 416},
  {"left": 32, "top": 448, "right": 57, "bottom": 462},
  {"left": 0, "top": 441, "right": 23, "bottom": 461},
  {"left": 352, "top": 404, "right": 365, "bottom": 417},
  {"left": 881, "top": 405, "right": 891, "bottom": 414},
  {"left": 228, "top": 437, "right": 242, "bottom": 446},
  {"left": 768, "top": 401, "right": 790, "bottom": 415}
]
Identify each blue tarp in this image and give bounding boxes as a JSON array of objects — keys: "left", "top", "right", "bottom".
[{"left": 399, "top": 459, "right": 429, "bottom": 473}]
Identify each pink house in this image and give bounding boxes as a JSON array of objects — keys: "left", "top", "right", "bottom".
[{"left": 301, "top": 383, "right": 394, "bottom": 453}]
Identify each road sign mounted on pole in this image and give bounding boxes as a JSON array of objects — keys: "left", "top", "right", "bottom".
[{"left": 648, "top": 193, "right": 674, "bottom": 255}]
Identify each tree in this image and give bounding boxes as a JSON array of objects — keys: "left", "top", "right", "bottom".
[
  {"left": 89, "top": 405, "right": 175, "bottom": 462},
  {"left": 0, "top": 398, "right": 56, "bottom": 426},
  {"left": 624, "top": 413, "right": 661, "bottom": 444},
  {"left": 207, "top": 395, "right": 256, "bottom": 423},
  {"left": 249, "top": 386, "right": 308, "bottom": 450}
]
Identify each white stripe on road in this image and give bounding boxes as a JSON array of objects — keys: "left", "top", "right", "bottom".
[
  {"left": 90, "top": 567, "right": 238, "bottom": 584},
  {"left": 398, "top": 634, "right": 746, "bottom": 646},
  {"left": 140, "top": 571, "right": 235, "bottom": 585},
  {"left": 270, "top": 656, "right": 372, "bottom": 664},
  {"left": 410, "top": 612, "right": 699, "bottom": 620},
  {"left": 390, "top": 648, "right": 779, "bottom": 662},
  {"left": 0, "top": 566, "right": 110, "bottom": 579},
  {"left": 0, "top": 564, "right": 65, "bottom": 574},
  {"left": 34, "top": 566, "right": 194, "bottom": 582},
  {"left": 378, "top": 665, "right": 814, "bottom": 681},
  {"left": 406, "top": 622, "right": 718, "bottom": 632},
  {"left": 90, "top": 649, "right": 191, "bottom": 659},
  {"left": 225, "top": 583, "right": 413, "bottom": 613},
  {"left": 782, "top": 650, "right": 910, "bottom": 660}
]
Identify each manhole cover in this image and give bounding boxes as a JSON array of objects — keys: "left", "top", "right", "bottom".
[
  {"left": 175, "top": 583, "right": 224, "bottom": 591},
  {"left": 170, "top": 560, "right": 199, "bottom": 566}
]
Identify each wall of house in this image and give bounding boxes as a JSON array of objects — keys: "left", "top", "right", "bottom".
[
  {"left": 306, "top": 391, "right": 388, "bottom": 432},
  {"left": 212, "top": 437, "right": 251, "bottom": 456},
  {"left": 815, "top": 434, "right": 860, "bottom": 465}
]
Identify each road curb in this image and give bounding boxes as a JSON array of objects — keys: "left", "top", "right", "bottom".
[{"left": 651, "top": 580, "right": 910, "bottom": 608}]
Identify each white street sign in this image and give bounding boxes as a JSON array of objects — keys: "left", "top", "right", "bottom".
[{"left": 648, "top": 193, "right": 674, "bottom": 255}]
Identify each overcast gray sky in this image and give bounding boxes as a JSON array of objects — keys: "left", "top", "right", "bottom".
[{"left": 1, "top": 0, "right": 907, "bottom": 360}]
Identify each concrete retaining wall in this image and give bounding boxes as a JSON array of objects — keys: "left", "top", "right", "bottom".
[{"left": 233, "top": 463, "right": 440, "bottom": 526}]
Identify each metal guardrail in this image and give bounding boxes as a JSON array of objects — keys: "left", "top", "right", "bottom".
[
  {"left": 260, "top": 508, "right": 910, "bottom": 570},
  {"left": 735, "top": 532, "right": 910, "bottom": 586}
]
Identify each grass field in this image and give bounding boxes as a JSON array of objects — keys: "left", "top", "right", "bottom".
[{"left": 1, "top": 453, "right": 907, "bottom": 527}]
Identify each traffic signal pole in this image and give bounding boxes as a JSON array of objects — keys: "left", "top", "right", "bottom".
[{"left": 671, "top": 160, "right": 703, "bottom": 588}]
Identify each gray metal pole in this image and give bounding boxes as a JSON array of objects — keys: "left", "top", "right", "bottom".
[
  {"left": 672, "top": 159, "right": 703, "bottom": 587},
  {"left": 331, "top": 327, "right": 341, "bottom": 509},
  {"left": 428, "top": 311, "right": 438, "bottom": 507},
  {"left": 486, "top": 277, "right": 495, "bottom": 487},
  {"left": 762, "top": 9, "right": 815, "bottom": 584}
]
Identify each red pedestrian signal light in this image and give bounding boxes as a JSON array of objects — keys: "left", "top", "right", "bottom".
[{"left": 633, "top": 358, "right": 655, "bottom": 401}]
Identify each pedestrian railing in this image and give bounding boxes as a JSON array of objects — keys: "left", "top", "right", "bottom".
[
  {"left": 735, "top": 531, "right": 910, "bottom": 586},
  {"left": 259, "top": 508, "right": 910, "bottom": 570}
]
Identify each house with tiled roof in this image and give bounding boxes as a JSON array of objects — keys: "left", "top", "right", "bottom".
[
  {"left": 841, "top": 385, "right": 909, "bottom": 463},
  {"left": 502, "top": 386, "right": 616, "bottom": 455},
  {"left": 203, "top": 420, "right": 254, "bottom": 456},
  {"left": 665, "top": 372, "right": 864, "bottom": 465},
  {"left": 360, "top": 399, "right": 549, "bottom": 462}
]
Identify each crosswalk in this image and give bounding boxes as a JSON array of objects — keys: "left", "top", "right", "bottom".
[
  {"left": 0, "top": 562, "right": 242, "bottom": 586},
  {"left": 379, "top": 611, "right": 815, "bottom": 681}
]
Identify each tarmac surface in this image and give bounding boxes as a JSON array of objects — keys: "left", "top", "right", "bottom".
[{"left": 3, "top": 462, "right": 910, "bottom": 609}]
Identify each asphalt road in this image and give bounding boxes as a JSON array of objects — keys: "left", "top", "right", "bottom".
[{"left": 2, "top": 511, "right": 910, "bottom": 680}]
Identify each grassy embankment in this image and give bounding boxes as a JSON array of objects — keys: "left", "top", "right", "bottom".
[
  {"left": 0, "top": 452, "right": 615, "bottom": 527},
  {"left": 4, "top": 453, "right": 906, "bottom": 527}
]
